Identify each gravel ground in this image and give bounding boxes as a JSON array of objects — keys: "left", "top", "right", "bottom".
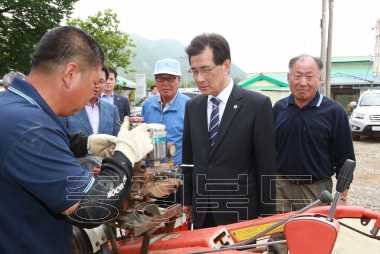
[
  {"left": 332, "top": 137, "right": 380, "bottom": 253},
  {"left": 339, "top": 136, "right": 380, "bottom": 212}
]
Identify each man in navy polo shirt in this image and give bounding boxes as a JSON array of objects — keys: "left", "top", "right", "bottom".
[
  {"left": 271, "top": 54, "right": 355, "bottom": 253},
  {"left": 0, "top": 26, "right": 153, "bottom": 254}
]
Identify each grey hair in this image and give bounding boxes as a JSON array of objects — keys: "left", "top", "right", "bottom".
[
  {"left": 288, "top": 54, "right": 323, "bottom": 73},
  {"left": 2, "top": 71, "right": 26, "bottom": 86}
]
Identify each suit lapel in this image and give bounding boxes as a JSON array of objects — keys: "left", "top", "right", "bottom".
[
  {"left": 77, "top": 110, "right": 93, "bottom": 135},
  {"left": 98, "top": 101, "right": 107, "bottom": 133},
  {"left": 114, "top": 93, "right": 120, "bottom": 107},
  {"left": 210, "top": 84, "right": 242, "bottom": 157},
  {"left": 198, "top": 95, "right": 210, "bottom": 154}
]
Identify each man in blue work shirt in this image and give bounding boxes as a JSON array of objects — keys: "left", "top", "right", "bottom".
[
  {"left": 142, "top": 58, "right": 190, "bottom": 166},
  {"left": 142, "top": 58, "right": 190, "bottom": 206},
  {"left": 271, "top": 54, "right": 355, "bottom": 253},
  {"left": 0, "top": 26, "right": 153, "bottom": 254}
]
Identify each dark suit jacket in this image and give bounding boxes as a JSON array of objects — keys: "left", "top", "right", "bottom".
[
  {"left": 63, "top": 100, "right": 120, "bottom": 136},
  {"left": 113, "top": 93, "right": 130, "bottom": 122},
  {"left": 182, "top": 84, "right": 276, "bottom": 228}
]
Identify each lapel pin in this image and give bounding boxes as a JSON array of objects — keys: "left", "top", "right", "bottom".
[{"left": 234, "top": 105, "right": 238, "bottom": 109}]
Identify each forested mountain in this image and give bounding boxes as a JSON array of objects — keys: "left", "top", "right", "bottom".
[{"left": 118, "top": 33, "right": 247, "bottom": 82}]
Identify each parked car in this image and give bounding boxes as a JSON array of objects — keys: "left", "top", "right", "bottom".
[
  {"left": 130, "top": 91, "right": 201, "bottom": 117},
  {"left": 349, "top": 89, "right": 380, "bottom": 141}
]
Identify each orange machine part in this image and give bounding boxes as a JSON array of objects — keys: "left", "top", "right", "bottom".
[
  {"left": 154, "top": 221, "right": 189, "bottom": 234},
  {"left": 308, "top": 205, "right": 380, "bottom": 228},
  {"left": 285, "top": 217, "right": 340, "bottom": 254},
  {"left": 113, "top": 226, "right": 233, "bottom": 254},
  {"left": 109, "top": 206, "right": 380, "bottom": 253},
  {"left": 148, "top": 247, "right": 241, "bottom": 253}
]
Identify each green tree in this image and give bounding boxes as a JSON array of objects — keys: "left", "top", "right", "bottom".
[
  {"left": 0, "top": 0, "right": 78, "bottom": 76},
  {"left": 186, "top": 80, "right": 197, "bottom": 88},
  {"left": 67, "top": 9, "right": 136, "bottom": 74},
  {"left": 146, "top": 78, "right": 155, "bottom": 87}
]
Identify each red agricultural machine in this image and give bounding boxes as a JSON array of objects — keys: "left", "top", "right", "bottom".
[{"left": 73, "top": 124, "right": 380, "bottom": 254}]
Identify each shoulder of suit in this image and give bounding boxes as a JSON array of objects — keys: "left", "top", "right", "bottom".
[
  {"left": 76, "top": 108, "right": 87, "bottom": 116},
  {"left": 101, "top": 100, "right": 118, "bottom": 109},
  {"left": 186, "top": 93, "right": 205, "bottom": 105},
  {"left": 239, "top": 87, "right": 270, "bottom": 101},
  {"left": 114, "top": 93, "right": 128, "bottom": 100}
]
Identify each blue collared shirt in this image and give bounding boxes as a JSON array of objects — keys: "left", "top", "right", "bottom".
[
  {"left": 142, "top": 92, "right": 190, "bottom": 165},
  {"left": 0, "top": 78, "right": 92, "bottom": 254},
  {"left": 101, "top": 92, "right": 114, "bottom": 105}
]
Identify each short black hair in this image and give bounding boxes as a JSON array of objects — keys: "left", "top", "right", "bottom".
[
  {"left": 31, "top": 26, "right": 104, "bottom": 75},
  {"left": 185, "top": 33, "right": 231, "bottom": 66},
  {"left": 108, "top": 67, "right": 118, "bottom": 79},
  {"left": 150, "top": 85, "right": 156, "bottom": 91},
  {"left": 102, "top": 65, "right": 109, "bottom": 80}
]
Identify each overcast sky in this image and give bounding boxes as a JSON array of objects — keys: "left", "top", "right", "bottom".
[{"left": 68, "top": 0, "right": 380, "bottom": 74}]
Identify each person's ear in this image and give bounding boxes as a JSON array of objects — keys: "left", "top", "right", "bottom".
[
  {"left": 223, "top": 59, "right": 231, "bottom": 75},
  {"left": 62, "top": 62, "right": 80, "bottom": 89}
]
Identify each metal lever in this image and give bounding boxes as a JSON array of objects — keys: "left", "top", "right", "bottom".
[
  {"left": 232, "top": 190, "right": 333, "bottom": 247},
  {"left": 327, "top": 159, "right": 355, "bottom": 222}
]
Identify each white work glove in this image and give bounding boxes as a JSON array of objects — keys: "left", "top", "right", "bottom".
[
  {"left": 88, "top": 134, "right": 117, "bottom": 158},
  {"left": 114, "top": 116, "right": 153, "bottom": 164}
]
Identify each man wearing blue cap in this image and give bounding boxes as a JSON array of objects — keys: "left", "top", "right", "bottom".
[{"left": 142, "top": 58, "right": 191, "bottom": 205}]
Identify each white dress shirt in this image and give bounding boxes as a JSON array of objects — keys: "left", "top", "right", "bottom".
[
  {"left": 207, "top": 78, "right": 234, "bottom": 129},
  {"left": 85, "top": 99, "right": 100, "bottom": 134}
]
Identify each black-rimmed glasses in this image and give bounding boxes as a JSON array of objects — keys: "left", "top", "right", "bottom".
[
  {"left": 188, "top": 65, "right": 218, "bottom": 77},
  {"left": 95, "top": 79, "right": 106, "bottom": 86},
  {"left": 155, "top": 76, "right": 177, "bottom": 82}
]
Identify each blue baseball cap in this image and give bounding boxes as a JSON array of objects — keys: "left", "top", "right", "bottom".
[{"left": 153, "top": 58, "right": 181, "bottom": 76}]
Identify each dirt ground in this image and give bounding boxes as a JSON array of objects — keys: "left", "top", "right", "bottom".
[
  {"left": 331, "top": 137, "right": 380, "bottom": 253},
  {"left": 341, "top": 137, "right": 380, "bottom": 212}
]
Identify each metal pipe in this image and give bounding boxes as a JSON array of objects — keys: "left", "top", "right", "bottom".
[
  {"left": 326, "top": 0, "right": 334, "bottom": 98},
  {"left": 320, "top": 0, "right": 327, "bottom": 95}
]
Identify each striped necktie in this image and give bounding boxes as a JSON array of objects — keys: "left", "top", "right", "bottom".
[{"left": 209, "top": 97, "right": 221, "bottom": 149}]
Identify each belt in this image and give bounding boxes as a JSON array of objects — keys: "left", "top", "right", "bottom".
[{"left": 277, "top": 171, "right": 328, "bottom": 185}]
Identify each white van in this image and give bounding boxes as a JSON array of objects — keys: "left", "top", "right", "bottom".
[{"left": 350, "top": 89, "right": 380, "bottom": 140}]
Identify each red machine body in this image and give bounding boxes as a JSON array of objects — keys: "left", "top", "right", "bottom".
[
  {"left": 106, "top": 205, "right": 380, "bottom": 254},
  {"left": 77, "top": 156, "right": 378, "bottom": 253},
  {"left": 285, "top": 217, "right": 339, "bottom": 253}
]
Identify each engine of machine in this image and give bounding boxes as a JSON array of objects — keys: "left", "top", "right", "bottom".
[{"left": 73, "top": 123, "right": 184, "bottom": 254}]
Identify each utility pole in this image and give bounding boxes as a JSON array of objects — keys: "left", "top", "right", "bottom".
[
  {"left": 180, "top": 56, "right": 189, "bottom": 88},
  {"left": 320, "top": 0, "right": 327, "bottom": 95},
  {"left": 326, "top": 0, "right": 334, "bottom": 98},
  {"left": 184, "top": 67, "right": 188, "bottom": 88},
  {"left": 373, "top": 18, "right": 380, "bottom": 78}
]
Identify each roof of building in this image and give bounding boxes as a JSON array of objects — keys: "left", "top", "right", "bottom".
[
  {"left": 239, "top": 73, "right": 289, "bottom": 88},
  {"left": 331, "top": 55, "right": 373, "bottom": 63},
  {"left": 241, "top": 56, "right": 380, "bottom": 90},
  {"left": 116, "top": 76, "right": 136, "bottom": 89}
]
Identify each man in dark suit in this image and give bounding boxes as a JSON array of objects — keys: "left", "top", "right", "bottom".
[
  {"left": 101, "top": 67, "right": 130, "bottom": 121},
  {"left": 182, "top": 33, "right": 276, "bottom": 229}
]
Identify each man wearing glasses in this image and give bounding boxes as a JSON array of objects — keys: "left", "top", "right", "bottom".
[
  {"left": 62, "top": 65, "right": 120, "bottom": 136},
  {"left": 182, "top": 33, "right": 276, "bottom": 229},
  {"left": 141, "top": 58, "right": 191, "bottom": 204}
]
